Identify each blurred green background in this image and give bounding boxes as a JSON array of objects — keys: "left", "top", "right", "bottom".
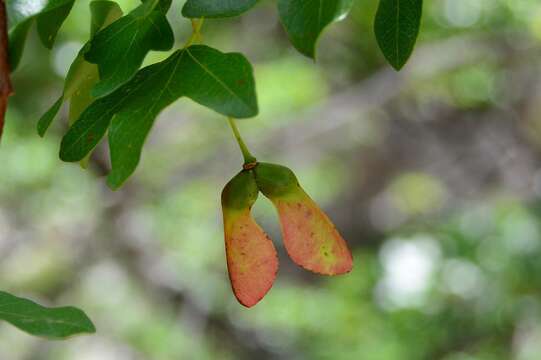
[{"left": 2, "top": 0, "right": 541, "bottom": 359}]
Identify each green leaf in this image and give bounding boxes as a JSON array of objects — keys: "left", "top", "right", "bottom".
[
  {"left": 374, "top": 0, "right": 423, "bottom": 70},
  {"left": 182, "top": 0, "right": 259, "bottom": 18},
  {"left": 66, "top": 1, "right": 123, "bottom": 121},
  {"left": 36, "top": 0, "right": 76, "bottom": 49},
  {"left": 7, "top": 19, "right": 32, "bottom": 71},
  {"left": 66, "top": 58, "right": 99, "bottom": 125},
  {"left": 277, "top": 0, "right": 353, "bottom": 58},
  {"left": 89, "top": 0, "right": 124, "bottom": 37},
  {"left": 84, "top": 0, "right": 174, "bottom": 97},
  {"left": 37, "top": 96, "right": 63, "bottom": 137},
  {"left": 7, "top": 0, "right": 75, "bottom": 69},
  {"left": 64, "top": 53, "right": 103, "bottom": 168},
  {"left": 60, "top": 45, "right": 258, "bottom": 189},
  {"left": 37, "top": 0, "right": 123, "bottom": 137},
  {"left": 0, "top": 291, "right": 95, "bottom": 339}
]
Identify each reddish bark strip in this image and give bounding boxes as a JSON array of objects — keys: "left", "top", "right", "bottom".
[{"left": 0, "top": 0, "right": 12, "bottom": 139}]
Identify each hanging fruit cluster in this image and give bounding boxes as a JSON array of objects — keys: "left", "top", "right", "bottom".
[{"left": 222, "top": 160, "right": 353, "bottom": 306}]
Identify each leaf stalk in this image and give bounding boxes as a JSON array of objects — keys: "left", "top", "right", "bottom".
[
  {"left": 183, "top": 19, "right": 256, "bottom": 167},
  {"left": 184, "top": 18, "right": 205, "bottom": 48},
  {"left": 227, "top": 117, "right": 257, "bottom": 166}
]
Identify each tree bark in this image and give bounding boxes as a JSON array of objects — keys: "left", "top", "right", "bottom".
[{"left": 0, "top": 0, "right": 12, "bottom": 139}]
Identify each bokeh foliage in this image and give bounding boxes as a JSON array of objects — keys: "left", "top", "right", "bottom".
[{"left": 1, "top": 0, "right": 541, "bottom": 359}]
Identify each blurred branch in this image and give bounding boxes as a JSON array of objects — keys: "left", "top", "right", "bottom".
[
  {"left": 152, "top": 35, "right": 540, "bottom": 245},
  {"left": 0, "top": 0, "right": 12, "bottom": 139},
  {"left": 162, "top": 35, "right": 502, "bottom": 187}
]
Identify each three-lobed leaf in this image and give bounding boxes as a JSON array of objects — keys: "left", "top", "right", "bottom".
[
  {"left": 374, "top": 0, "right": 423, "bottom": 70},
  {"left": 84, "top": 0, "right": 174, "bottom": 97},
  {"left": 0, "top": 291, "right": 95, "bottom": 339},
  {"left": 60, "top": 45, "right": 258, "bottom": 189},
  {"left": 182, "top": 0, "right": 260, "bottom": 18},
  {"left": 278, "top": 0, "right": 353, "bottom": 58}
]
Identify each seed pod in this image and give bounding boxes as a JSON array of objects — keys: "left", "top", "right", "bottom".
[
  {"left": 221, "top": 170, "right": 278, "bottom": 307},
  {"left": 254, "top": 163, "right": 353, "bottom": 275}
]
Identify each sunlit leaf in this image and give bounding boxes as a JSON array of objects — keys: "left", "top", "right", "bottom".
[
  {"left": 374, "top": 0, "right": 423, "bottom": 70},
  {"left": 277, "top": 0, "right": 353, "bottom": 58},
  {"left": 0, "top": 291, "right": 95, "bottom": 339},
  {"left": 65, "top": 0, "right": 123, "bottom": 122},
  {"left": 89, "top": 0, "right": 123, "bottom": 36},
  {"left": 37, "top": 0, "right": 123, "bottom": 137}
]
